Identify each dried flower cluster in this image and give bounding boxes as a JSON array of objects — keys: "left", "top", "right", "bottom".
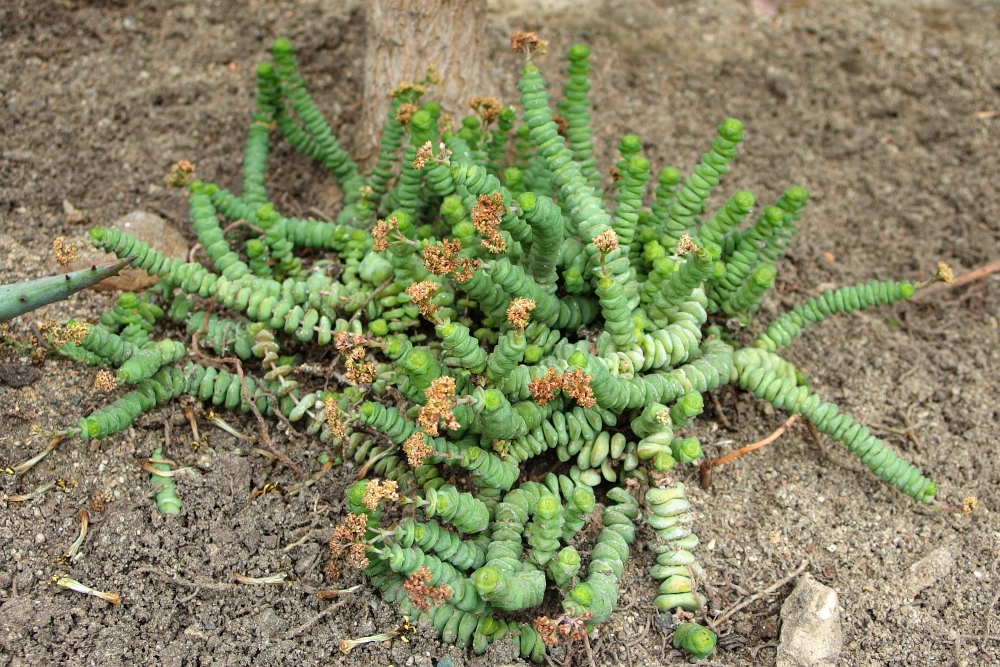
[
  {"left": 329, "top": 512, "right": 371, "bottom": 571},
  {"left": 402, "top": 432, "right": 434, "bottom": 468},
  {"left": 469, "top": 96, "right": 502, "bottom": 125},
  {"left": 412, "top": 141, "right": 434, "bottom": 170},
  {"left": 361, "top": 479, "right": 398, "bottom": 512},
  {"left": 936, "top": 261, "right": 955, "bottom": 285},
  {"left": 404, "top": 280, "right": 440, "bottom": 321},
  {"left": 371, "top": 216, "right": 400, "bottom": 253},
  {"left": 417, "top": 376, "right": 460, "bottom": 436},
  {"left": 510, "top": 30, "right": 548, "bottom": 55},
  {"left": 395, "top": 102, "right": 419, "bottom": 125},
  {"left": 52, "top": 237, "right": 79, "bottom": 266},
  {"left": 166, "top": 159, "right": 195, "bottom": 188},
  {"left": 404, "top": 565, "right": 452, "bottom": 612},
  {"left": 93, "top": 370, "right": 117, "bottom": 392},
  {"left": 528, "top": 367, "right": 562, "bottom": 407},
  {"left": 389, "top": 81, "right": 427, "bottom": 100},
  {"left": 506, "top": 298, "right": 536, "bottom": 332},
  {"left": 561, "top": 368, "right": 596, "bottom": 408},
  {"left": 422, "top": 238, "right": 479, "bottom": 283},
  {"left": 40, "top": 320, "right": 89, "bottom": 347},
  {"left": 676, "top": 233, "right": 698, "bottom": 256},
  {"left": 592, "top": 229, "right": 619, "bottom": 255},
  {"left": 552, "top": 113, "right": 569, "bottom": 137},
  {"left": 471, "top": 192, "right": 507, "bottom": 253},
  {"left": 532, "top": 611, "right": 591, "bottom": 647},
  {"left": 324, "top": 397, "right": 347, "bottom": 439}
]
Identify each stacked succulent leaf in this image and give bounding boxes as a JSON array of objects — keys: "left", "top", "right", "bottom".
[{"left": 51, "top": 38, "right": 938, "bottom": 663}]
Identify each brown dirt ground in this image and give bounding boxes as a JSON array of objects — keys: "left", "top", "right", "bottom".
[{"left": 1, "top": 0, "right": 999, "bottom": 665}]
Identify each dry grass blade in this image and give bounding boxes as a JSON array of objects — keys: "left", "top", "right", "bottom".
[
  {"left": 206, "top": 411, "right": 257, "bottom": 441},
  {"left": 52, "top": 575, "right": 121, "bottom": 605},
  {"left": 233, "top": 571, "right": 289, "bottom": 585},
  {"left": 8, "top": 481, "right": 56, "bottom": 503},
  {"left": 11, "top": 435, "right": 64, "bottom": 476},
  {"left": 65, "top": 509, "right": 89, "bottom": 561}
]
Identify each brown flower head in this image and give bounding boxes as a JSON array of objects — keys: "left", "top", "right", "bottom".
[
  {"left": 371, "top": 216, "right": 399, "bottom": 253},
  {"left": 676, "top": 233, "right": 697, "bottom": 256},
  {"left": 533, "top": 616, "right": 560, "bottom": 647},
  {"left": 528, "top": 367, "right": 561, "bottom": 407},
  {"left": 345, "top": 357, "right": 378, "bottom": 385},
  {"left": 451, "top": 256, "right": 480, "bottom": 283},
  {"left": 328, "top": 511, "right": 369, "bottom": 571},
  {"left": 471, "top": 192, "right": 507, "bottom": 254},
  {"left": 360, "top": 479, "right": 398, "bottom": 512},
  {"left": 94, "top": 370, "right": 117, "bottom": 392},
  {"left": 562, "top": 368, "right": 596, "bottom": 408},
  {"left": 389, "top": 81, "right": 427, "bottom": 101},
  {"left": 324, "top": 397, "right": 347, "bottom": 439},
  {"left": 405, "top": 280, "right": 440, "bottom": 321},
  {"left": 395, "top": 102, "right": 419, "bottom": 124},
  {"left": 510, "top": 30, "right": 548, "bottom": 55},
  {"left": 470, "top": 96, "right": 502, "bottom": 125},
  {"left": 334, "top": 331, "right": 365, "bottom": 353},
  {"left": 404, "top": 565, "right": 452, "bottom": 612},
  {"left": 962, "top": 496, "right": 979, "bottom": 514},
  {"left": 424, "top": 65, "right": 442, "bottom": 86},
  {"left": 423, "top": 238, "right": 462, "bottom": 275},
  {"left": 936, "top": 261, "right": 955, "bottom": 285},
  {"left": 552, "top": 113, "right": 569, "bottom": 136},
  {"left": 403, "top": 433, "right": 434, "bottom": 468},
  {"left": 506, "top": 298, "right": 536, "bottom": 332},
  {"left": 53, "top": 237, "right": 78, "bottom": 266},
  {"left": 166, "top": 160, "right": 195, "bottom": 188},
  {"left": 417, "top": 376, "right": 460, "bottom": 436},
  {"left": 346, "top": 542, "right": 369, "bottom": 570},
  {"left": 413, "top": 140, "right": 434, "bottom": 170},
  {"left": 592, "top": 229, "right": 619, "bottom": 255}
]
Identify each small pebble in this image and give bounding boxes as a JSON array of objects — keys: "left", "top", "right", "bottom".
[
  {"left": 777, "top": 573, "right": 842, "bottom": 667},
  {"left": 34, "top": 533, "right": 45, "bottom": 545}
]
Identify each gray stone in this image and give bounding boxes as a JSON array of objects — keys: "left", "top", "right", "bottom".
[{"left": 776, "top": 573, "right": 843, "bottom": 667}]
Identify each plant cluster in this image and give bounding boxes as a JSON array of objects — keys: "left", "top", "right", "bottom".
[{"left": 39, "top": 33, "right": 949, "bottom": 663}]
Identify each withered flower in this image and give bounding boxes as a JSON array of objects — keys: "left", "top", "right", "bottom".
[
  {"left": 53, "top": 237, "right": 78, "bottom": 266},
  {"left": 676, "top": 233, "right": 698, "bottom": 256},
  {"left": 412, "top": 141, "right": 434, "bottom": 170},
  {"left": 528, "top": 367, "right": 561, "bottom": 407},
  {"left": 417, "top": 376, "right": 460, "bottom": 436},
  {"left": 552, "top": 113, "right": 569, "bottom": 136},
  {"left": 936, "top": 261, "right": 955, "bottom": 285},
  {"left": 371, "top": 216, "right": 399, "bottom": 253},
  {"left": 405, "top": 280, "right": 440, "bottom": 321},
  {"left": 360, "top": 479, "right": 398, "bottom": 512},
  {"left": 93, "top": 370, "right": 117, "bottom": 392},
  {"left": 404, "top": 565, "right": 451, "bottom": 612},
  {"left": 562, "top": 368, "right": 596, "bottom": 408},
  {"left": 592, "top": 229, "right": 619, "bottom": 255},
  {"left": 510, "top": 30, "right": 548, "bottom": 55},
  {"left": 471, "top": 192, "right": 507, "bottom": 254},
  {"left": 395, "top": 102, "right": 419, "bottom": 124},
  {"left": 403, "top": 433, "right": 434, "bottom": 468},
  {"left": 469, "top": 96, "right": 502, "bottom": 125},
  {"left": 324, "top": 397, "right": 347, "bottom": 439},
  {"left": 506, "top": 298, "right": 536, "bottom": 333},
  {"left": 389, "top": 81, "right": 427, "bottom": 100},
  {"left": 166, "top": 160, "right": 195, "bottom": 188}
]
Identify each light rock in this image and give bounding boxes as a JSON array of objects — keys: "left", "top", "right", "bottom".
[
  {"left": 776, "top": 573, "right": 843, "bottom": 667},
  {"left": 903, "top": 546, "right": 954, "bottom": 598},
  {"left": 64, "top": 211, "right": 188, "bottom": 291}
]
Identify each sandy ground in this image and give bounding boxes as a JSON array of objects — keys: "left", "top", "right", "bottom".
[{"left": 1, "top": 1, "right": 998, "bottom": 665}]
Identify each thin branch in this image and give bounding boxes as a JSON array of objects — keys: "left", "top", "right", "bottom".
[
  {"left": 913, "top": 259, "right": 1000, "bottom": 300},
  {"left": 701, "top": 414, "right": 799, "bottom": 481},
  {"left": 347, "top": 276, "right": 395, "bottom": 326},
  {"left": 234, "top": 358, "right": 307, "bottom": 479},
  {"left": 708, "top": 559, "right": 809, "bottom": 629}
]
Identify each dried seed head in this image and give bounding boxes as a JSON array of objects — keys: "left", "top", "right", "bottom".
[
  {"left": 360, "top": 479, "right": 398, "bottom": 512},
  {"left": 389, "top": 81, "right": 427, "bottom": 100},
  {"left": 436, "top": 142, "right": 453, "bottom": 162},
  {"left": 405, "top": 280, "right": 440, "bottom": 321},
  {"left": 93, "top": 370, "right": 117, "bottom": 392},
  {"left": 90, "top": 489, "right": 112, "bottom": 513},
  {"left": 418, "top": 376, "right": 460, "bottom": 436},
  {"left": 552, "top": 113, "right": 569, "bottom": 136},
  {"left": 334, "top": 331, "right": 364, "bottom": 353},
  {"left": 936, "top": 261, "right": 955, "bottom": 285},
  {"left": 506, "top": 298, "right": 536, "bottom": 332},
  {"left": 412, "top": 140, "right": 434, "bottom": 170},
  {"left": 52, "top": 237, "right": 78, "bottom": 266},
  {"left": 371, "top": 216, "right": 399, "bottom": 253},
  {"left": 403, "top": 433, "right": 434, "bottom": 468},
  {"left": 166, "top": 160, "right": 195, "bottom": 188},
  {"left": 962, "top": 496, "right": 979, "bottom": 513},
  {"left": 424, "top": 65, "right": 441, "bottom": 86},
  {"left": 395, "top": 102, "right": 419, "bottom": 124},
  {"left": 452, "top": 257, "right": 479, "bottom": 283},
  {"left": 471, "top": 192, "right": 507, "bottom": 254},
  {"left": 346, "top": 542, "right": 369, "bottom": 570},
  {"left": 470, "top": 96, "right": 502, "bottom": 125},
  {"left": 324, "top": 560, "right": 341, "bottom": 583},
  {"left": 345, "top": 358, "right": 378, "bottom": 385},
  {"left": 422, "top": 238, "right": 462, "bottom": 275},
  {"left": 562, "top": 368, "right": 596, "bottom": 408},
  {"left": 510, "top": 30, "right": 548, "bottom": 55},
  {"left": 608, "top": 165, "right": 621, "bottom": 181},
  {"left": 528, "top": 367, "right": 561, "bottom": 407},
  {"left": 676, "top": 233, "right": 697, "bottom": 256},
  {"left": 404, "top": 565, "right": 451, "bottom": 612},
  {"left": 592, "top": 229, "right": 619, "bottom": 255},
  {"left": 324, "top": 397, "right": 347, "bottom": 439},
  {"left": 533, "top": 616, "right": 560, "bottom": 646}
]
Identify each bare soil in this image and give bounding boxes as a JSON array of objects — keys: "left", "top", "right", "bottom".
[{"left": 1, "top": 1, "right": 998, "bottom": 666}]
